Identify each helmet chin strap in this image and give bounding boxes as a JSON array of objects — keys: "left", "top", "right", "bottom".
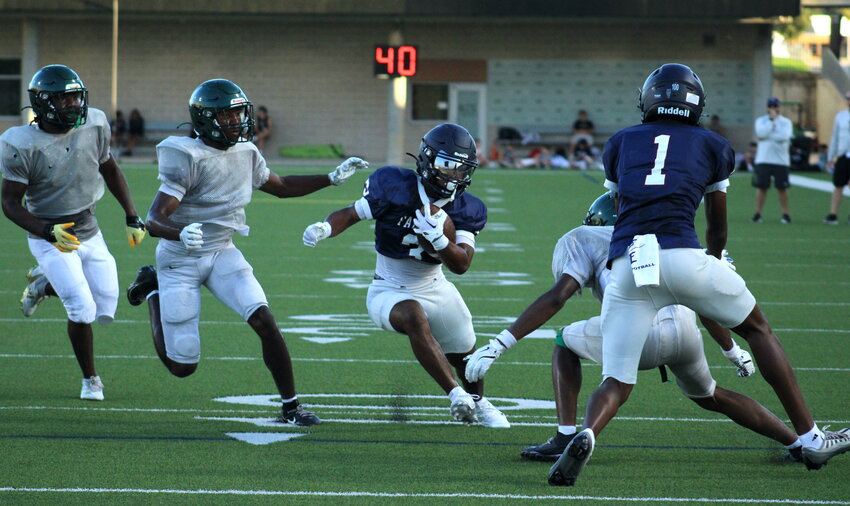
[{"left": 417, "top": 178, "right": 453, "bottom": 208}]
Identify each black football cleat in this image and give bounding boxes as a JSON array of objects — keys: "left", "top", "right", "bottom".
[
  {"left": 276, "top": 404, "right": 321, "bottom": 426},
  {"left": 548, "top": 429, "right": 595, "bottom": 486},
  {"left": 127, "top": 265, "right": 157, "bottom": 306},
  {"left": 521, "top": 433, "right": 576, "bottom": 461}
]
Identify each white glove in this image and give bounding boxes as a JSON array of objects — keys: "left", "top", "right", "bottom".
[
  {"left": 720, "top": 249, "right": 735, "bottom": 271},
  {"left": 328, "top": 157, "right": 369, "bottom": 186},
  {"left": 464, "top": 330, "right": 518, "bottom": 382},
  {"left": 412, "top": 207, "right": 449, "bottom": 251},
  {"left": 179, "top": 223, "right": 204, "bottom": 250},
  {"left": 722, "top": 344, "right": 755, "bottom": 377},
  {"left": 706, "top": 248, "right": 735, "bottom": 271},
  {"left": 303, "top": 221, "right": 332, "bottom": 247}
]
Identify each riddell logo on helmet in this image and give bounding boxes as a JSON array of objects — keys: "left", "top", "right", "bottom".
[
  {"left": 657, "top": 106, "right": 690, "bottom": 117},
  {"left": 454, "top": 151, "right": 469, "bottom": 159}
]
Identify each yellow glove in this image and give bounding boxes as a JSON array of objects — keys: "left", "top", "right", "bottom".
[
  {"left": 126, "top": 216, "right": 146, "bottom": 247},
  {"left": 44, "top": 222, "right": 80, "bottom": 253}
]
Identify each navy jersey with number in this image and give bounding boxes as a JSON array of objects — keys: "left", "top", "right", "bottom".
[
  {"left": 362, "top": 166, "right": 487, "bottom": 264},
  {"left": 603, "top": 120, "right": 735, "bottom": 263}
]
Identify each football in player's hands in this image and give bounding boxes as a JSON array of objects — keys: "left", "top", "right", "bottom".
[{"left": 418, "top": 204, "right": 456, "bottom": 254}]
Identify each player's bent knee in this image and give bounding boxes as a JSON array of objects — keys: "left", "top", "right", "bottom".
[
  {"left": 167, "top": 334, "right": 201, "bottom": 365},
  {"left": 65, "top": 297, "right": 97, "bottom": 325}
]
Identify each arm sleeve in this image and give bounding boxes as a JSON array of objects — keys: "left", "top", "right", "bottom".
[
  {"left": 552, "top": 232, "right": 593, "bottom": 287},
  {"left": 156, "top": 146, "right": 193, "bottom": 200},
  {"left": 602, "top": 140, "right": 617, "bottom": 185},
  {"left": 707, "top": 140, "right": 735, "bottom": 193},
  {"left": 754, "top": 117, "right": 772, "bottom": 139},
  {"left": 828, "top": 113, "right": 841, "bottom": 161},
  {"left": 0, "top": 142, "right": 29, "bottom": 184},
  {"left": 98, "top": 120, "right": 111, "bottom": 164},
  {"left": 361, "top": 170, "right": 392, "bottom": 220},
  {"left": 251, "top": 150, "right": 271, "bottom": 189},
  {"left": 770, "top": 118, "right": 793, "bottom": 141}
]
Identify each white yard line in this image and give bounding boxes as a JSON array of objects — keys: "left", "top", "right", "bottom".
[{"left": 0, "top": 486, "right": 846, "bottom": 504}]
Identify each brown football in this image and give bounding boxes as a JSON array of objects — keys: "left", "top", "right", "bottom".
[{"left": 418, "top": 204, "right": 456, "bottom": 255}]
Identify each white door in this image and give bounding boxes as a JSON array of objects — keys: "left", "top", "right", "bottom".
[{"left": 449, "top": 83, "right": 487, "bottom": 157}]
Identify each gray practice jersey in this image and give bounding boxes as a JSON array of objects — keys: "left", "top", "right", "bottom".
[
  {"left": 552, "top": 224, "right": 698, "bottom": 351},
  {"left": 0, "top": 108, "right": 111, "bottom": 241},
  {"left": 155, "top": 136, "right": 270, "bottom": 255},
  {"left": 551, "top": 225, "right": 613, "bottom": 303}
]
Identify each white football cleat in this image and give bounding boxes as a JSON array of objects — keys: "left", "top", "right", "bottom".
[
  {"left": 802, "top": 426, "right": 850, "bottom": 470},
  {"left": 450, "top": 392, "right": 478, "bottom": 424},
  {"left": 20, "top": 265, "right": 49, "bottom": 317},
  {"left": 80, "top": 376, "right": 104, "bottom": 401},
  {"left": 475, "top": 398, "right": 510, "bottom": 428}
]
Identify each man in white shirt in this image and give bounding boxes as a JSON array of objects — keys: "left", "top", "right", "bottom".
[
  {"left": 752, "top": 97, "right": 794, "bottom": 224},
  {"left": 824, "top": 91, "right": 850, "bottom": 225}
]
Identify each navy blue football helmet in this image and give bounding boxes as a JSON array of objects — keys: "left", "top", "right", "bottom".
[
  {"left": 638, "top": 63, "right": 705, "bottom": 125},
  {"left": 583, "top": 192, "right": 617, "bottom": 226},
  {"left": 413, "top": 123, "right": 478, "bottom": 199}
]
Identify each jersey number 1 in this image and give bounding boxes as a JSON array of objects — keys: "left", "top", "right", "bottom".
[{"left": 645, "top": 134, "right": 670, "bottom": 186}]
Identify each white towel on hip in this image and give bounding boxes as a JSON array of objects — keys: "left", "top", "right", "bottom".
[{"left": 627, "top": 234, "right": 660, "bottom": 287}]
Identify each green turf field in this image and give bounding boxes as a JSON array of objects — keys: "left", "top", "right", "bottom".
[{"left": 1, "top": 164, "right": 849, "bottom": 504}]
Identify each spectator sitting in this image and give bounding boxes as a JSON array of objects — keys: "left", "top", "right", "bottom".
[
  {"left": 569, "top": 109, "right": 595, "bottom": 151},
  {"left": 736, "top": 142, "right": 757, "bottom": 172},
  {"left": 570, "top": 138, "right": 599, "bottom": 170},
  {"left": 501, "top": 144, "right": 517, "bottom": 168},
  {"left": 550, "top": 147, "right": 570, "bottom": 169},
  {"left": 125, "top": 108, "right": 145, "bottom": 156},
  {"left": 816, "top": 144, "right": 829, "bottom": 172},
  {"left": 253, "top": 106, "right": 273, "bottom": 153},
  {"left": 110, "top": 110, "right": 126, "bottom": 154}
]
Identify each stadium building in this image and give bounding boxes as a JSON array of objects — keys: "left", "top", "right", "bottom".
[{"left": 0, "top": 1, "right": 798, "bottom": 162}]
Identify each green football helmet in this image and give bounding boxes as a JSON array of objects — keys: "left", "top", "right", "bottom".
[
  {"left": 583, "top": 192, "right": 617, "bottom": 226},
  {"left": 28, "top": 65, "right": 88, "bottom": 129},
  {"left": 189, "top": 79, "right": 254, "bottom": 147}
]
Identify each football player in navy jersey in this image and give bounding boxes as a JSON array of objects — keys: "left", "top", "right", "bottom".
[
  {"left": 302, "top": 123, "right": 509, "bottom": 428},
  {"left": 548, "top": 64, "right": 850, "bottom": 486}
]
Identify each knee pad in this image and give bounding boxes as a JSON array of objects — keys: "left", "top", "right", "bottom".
[
  {"left": 63, "top": 293, "right": 97, "bottom": 324},
  {"left": 167, "top": 332, "right": 201, "bottom": 364}
]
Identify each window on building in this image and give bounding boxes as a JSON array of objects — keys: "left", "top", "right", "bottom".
[
  {"left": 411, "top": 83, "right": 448, "bottom": 121},
  {"left": 0, "top": 58, "right": 21, "bottom": 116}
]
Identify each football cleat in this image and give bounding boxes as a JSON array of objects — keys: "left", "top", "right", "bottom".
[
  {"left": 548, "top": 428, "right": 594, "bottom": 486},
  {"left": 275, "top": 404, "right": 321, "bottom": 426},
  {"left": 20, "top": 265, "right": 49, "bottom": 317},
  {"left": 751, "top": 213, "right": 763, "bottom": 223},
  {"left": 475, "top": 398, "right": 510, "bottom": 428},
  {"left": 824, "top": 214, "right": 838, "bottom": 225},
  {"left": 731, "top": 348, "right": 755, "bottom": 377},
  {"left": 127, "top": 265, "right": 157, "bottom": 306},
  {"left": 781, "top": 214, "right": 792, "bottom": 225},
  {"left": 784, "top": 446, "right": 803, "bottom": 463},
  {"left": 801, "top": 427, "right": 850, "bottom": 470},
  {"left": 521, "top": 433, "right": 577, "bottom": 461},
  {"left": 80, "top": 376, "right": 104, "bottom": 401},
  {"left": 450, "top": 393, "right": 478, "bottom": 424}
]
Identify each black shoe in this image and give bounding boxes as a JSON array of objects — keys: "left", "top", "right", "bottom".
[
  {"left": 276, "top": 404, "right": 321, "bottom": 426},
  {"left": 784, "top": 446, "right": 803, "bottom": 463},
  {"left": 751, "top": 213, "right": 763, "bottom": 223},
  {"left": 521, "top": 433, "right": 576, "bottom": 461},
  {"left": 548, "top": 429, "right": 595, "bottom": 486},
  {"left": 127, "top": 265, "right": 157, "bottom": 306},
  {"left": 781, "top": 214, "right": 791, "bottom": 224},
  {"left": 824, "top": 214, "right": 838, "bottom": 225}
]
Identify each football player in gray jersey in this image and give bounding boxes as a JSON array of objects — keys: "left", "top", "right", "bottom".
[
  {"left": 464, "top": 193, "right": 837, "bottom": 485},
  {"left": 1, "top": 65, "right": 146, "bottom": 401},
  {"left": 126, "top": 79, "right": 368, "bottom": 426}
]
